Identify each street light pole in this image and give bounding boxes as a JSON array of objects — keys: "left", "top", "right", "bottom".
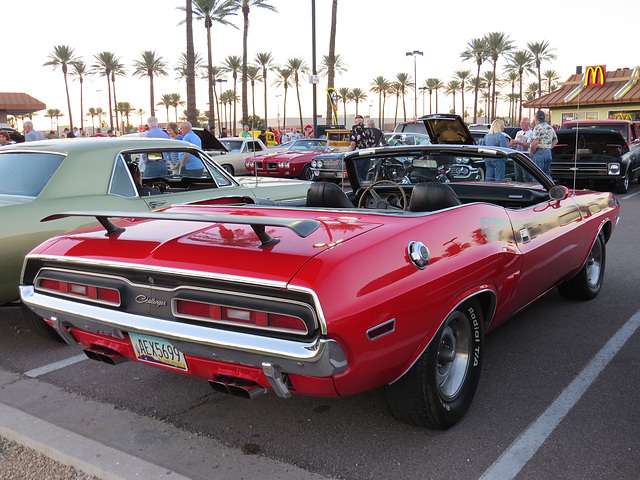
[{"left": 406, "top": 50, "right": 423, "bottom": 119}]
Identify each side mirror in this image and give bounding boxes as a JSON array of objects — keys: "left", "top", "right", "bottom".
[{"left": 549, "top": 184, "right": 570, "bottom": 201}]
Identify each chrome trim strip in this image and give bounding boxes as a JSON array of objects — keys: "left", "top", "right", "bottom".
[{"left": 20, "top": 286, "right": 345, "bottom": 377}]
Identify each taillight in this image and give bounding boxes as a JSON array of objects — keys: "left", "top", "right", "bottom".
[
  {"left": 174, "top": 299, "right": 308, "bottom": 334},
  {"left": 37, "top": 278, "right": 121, "bottom": 306}
]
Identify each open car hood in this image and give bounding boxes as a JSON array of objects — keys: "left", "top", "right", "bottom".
[
  {"left": 419, "top": 114, "right": 475, "bottom": 145},
  {"left": 554, "top": 129, "right": 629, "bottom": 155},
  {"left": 192, "top": 128, "right": 228, "bottom": 152}
]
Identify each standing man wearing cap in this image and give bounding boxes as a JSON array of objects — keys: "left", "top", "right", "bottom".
[
  {"left": 349, "top": 115, "right": 375, "bottom": 181},
  {"left": 529, "top": 110, "right": 557, "bottom": 177}
]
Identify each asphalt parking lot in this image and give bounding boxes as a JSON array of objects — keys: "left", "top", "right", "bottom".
[{"left": 1, "top": 184, "right": 639, "bottom": 480}]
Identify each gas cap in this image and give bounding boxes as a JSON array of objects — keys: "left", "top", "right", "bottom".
[{"left": 408, "top": 241, "right": 430, "bottom": 269}]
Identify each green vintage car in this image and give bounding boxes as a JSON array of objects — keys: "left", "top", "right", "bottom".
[{"left": 0, "top": 136, "right": 311, "bottom": 305}]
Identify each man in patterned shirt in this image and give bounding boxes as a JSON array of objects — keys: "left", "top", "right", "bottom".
[
  {"left": 349, "top": 115, "right": 375, "bottom": 181},
  {"left": 529, "top": 110, "right": 557, "bottom": 177}
]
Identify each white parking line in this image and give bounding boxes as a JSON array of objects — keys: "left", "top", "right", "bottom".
[
  {"left": 24, "top": 354, "right": 88, "bottom": 378},
  {"left": 621, "top": 191, "right": 640, "bottom": 200},
  {"left": 480, "top": 309, "right": 640, "bottom": 480}
]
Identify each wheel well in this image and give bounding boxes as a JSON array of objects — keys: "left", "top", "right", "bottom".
[
  {"left": 466, "top": 290, "right": 496, "bottom": 329},
  {"left": 600, "top": 220, "right": 613, "bottom": 243}
]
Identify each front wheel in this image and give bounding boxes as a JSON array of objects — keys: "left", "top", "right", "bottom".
[
  {"left": 558, "top": 231, "right": 606, "bottom": 300},
  {"left": 615, "top": 170, "right": 630, "bottom": 193},
  {"left": 222, "top": 164, "right": 235, "bottom": 176},
  {"left": 300, "top": 164, "right": 315, "bottom": 181},
  {"left": 385, "top": 301, "right": 483, "bottom": 429}
]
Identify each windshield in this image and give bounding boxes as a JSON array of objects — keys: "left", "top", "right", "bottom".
[
  {"left": 288, "top": 139, "right": 328, "bottom": 150},
  {"left": 0, "top": 152, "right": 65, "bottom": 197},
  {"left": 385, "top": 133, "right": 431, "bottom": 146},
  {"left": 220, "top": 139, "right": 243, "bottom": 152}
]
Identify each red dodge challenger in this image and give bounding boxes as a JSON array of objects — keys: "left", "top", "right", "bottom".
[{"left": 21, "top": 117, "right": 620, "bottom": 429}]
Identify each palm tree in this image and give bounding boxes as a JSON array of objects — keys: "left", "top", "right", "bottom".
[
  {"left": 44, "top": 45, "right": 78, "bottom": 131},
  {"left": 370, "top": 76, "right": 390, "bottom": 129},
  {"left": 254, "top": 52, "right": 276, "bottom": 129},
  {"left": 206, "top": 65, "right": 226, "bottom": 132},
  {"left": 220, "top": 89, "right": 238, "bottom": 131},
  {"left": 285, "top": 57, "right": 309, "bottom": 131},
  {"left": 235, "top": 0, "right": 277, "bottom": 127},
  {"left": 184, "top": 0, "right": 197, "bottom": 125},
  {"left": 273, "top": 68, "right": 292, "bottom": 131},
  {"left": 337, "top": 87, "right": 351, "bottom": 125},
  {"left": 44, "top": 109, "right": 63, "bottom": 134},
  {"left": 95, "top": 108, "right": 106, "bottom": 128},
  {"left": 135, "top": 108, "right": 146, "bottom": 128},
  {"left": 481, "top": 70, "right": 496, "bottom": 117},
  {"left": 350, "top": 88, "right": 367, "bottom": 116},
  {"left": 503, "top": 71, "right": 519, "bottom": 123},
  {"left": 444, "top": 80, "right": 461, "bottom": 114},
  {"left": 170, "top": 93, "right": 185, "bottom": 122},
  {"left": 325, "top": 0, "right": 339, "bottom": 125},
  {"left": 484, "top": 32, "right": 514, "bottom": 120},
  {"left": 454, "top": 70, "right": 472, "bottom": 121},
  {"left": 395, "top": 73, "right": 412, "bottom": 121},
  {"left": 543, "top": 69, "right": 560, "bottom": 94},
  {"left": 426, "top": 78, "right": 444, "bottom": 113},
  {"left": 86, "top": 107, "right": 98, "bottom": 130},
  {"left": 158, "top": 94, "right": 174, "bottom": 123},
  {"left": 461, "top": 37, "right": 488, "bottom": 123},
  {"left": 246, "top": 65, "right": 262, "bottom": 125},
  {"left": 92, "top": 51, "right": 120, "bottom": 131},
  {"left": 188, "top": 0, "right": 238, "bottom": 130},
  {"left": 527, "top": 41, "right": 557, "bottom": 97},
  {"left": 504, "top": 49, "right": 534, "bottom": 123},
  {"left": 117, "top": 102, "right": 133, "bottom": 131},
  {"left": 69, "top": 60, "right": 89, "bottom": 130},
  {"left": 109, "top": 58, "right": 126, "bottom": 132},
  {"left": 132, "top": 50, "right": 168, "bottom": 117},
  {"left": 222, "top": 55, "right": 242, "bottom": 134},
  {"left": 389, "top": 83, "right": 400, "bottom": 124}
]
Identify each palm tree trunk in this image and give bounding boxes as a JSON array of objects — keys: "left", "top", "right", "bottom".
[
  {"left": 79, "top": 78, "right": 84, "bottom": 130},
  {"left": 106, "top": 75, "right": 113, "bottom": 130},
  {"left": 112, "top": 75, "right": 119, "bottom": 132},
  {"left": 149, "top": 75, "right": 155, "bottom": 117},
  {"left": 241, "top": 8, "right": 249, "bottom": 127},
  {"left": 296, "top": 79, "right": 303, "bottom": 131},
  {"left": 402, "top": 92, "right": 406, "bottom": 121},
  {"left": 63, "top": 72, "right": 74, "bottom": 131},
  {"left": 325, "top": 0, "right": 338, "bottom": 125},
  {"left": 263, "top": 70, "right": 268, "bottom": 130},
  {"left": 381, "top": 93, "right": 386, "bottom": 130},
  {"left": 282, "top": 85, "right": 288, "bottom": 131},
  {"left": 233, "top": 74, "right": 238, "bottom": 135},
  {"left": 206, "top": 22, "right": 215, "bottom": 130},
  {"left": 251, "top": 81, "right": 256, "bottom": 126},
  {"left": 185, "top": 0, "right": 197, "bottom": 125},
  {"left": 473, "top": 63, "right": 480, "bottom": 123}
]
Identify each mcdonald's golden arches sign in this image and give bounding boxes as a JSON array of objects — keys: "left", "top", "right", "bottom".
[{"left": 584, "top": 65, "right": 606, "bottom": 87}]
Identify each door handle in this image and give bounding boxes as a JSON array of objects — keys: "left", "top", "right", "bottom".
[{"left": 148, "top": 201, "right": 167, "bottom": 209}]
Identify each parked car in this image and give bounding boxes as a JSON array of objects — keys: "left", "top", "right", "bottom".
[
  {"left": 0, "top": 123, "right": 25, "bottom": 143},
  {"left": 216, "top": 137, "right": 284, "bottom": 176},
  {"left": 551, "top": 128, "right": 640, "bottom": 193},
  {"left": 0, "top": 136, "right": 310, "bottom": 307},
  {"left": 245, "top": 138, "right": 346, "bottom": 180},
  {"left": 21, "top": 140, "right": 619, "bottom": 429},
  {"left": 561, "top": 119, "right": 640, "bottom": 148},
  {"left": 313, "top": 114, "right": 478, "bottom": 182}
]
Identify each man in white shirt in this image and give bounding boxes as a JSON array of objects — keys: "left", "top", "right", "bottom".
[{"left": 509, "top": 117, "right": 533, "bottom": 182}]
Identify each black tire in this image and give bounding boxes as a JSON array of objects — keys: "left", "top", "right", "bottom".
[
  {"left": 476, "top": 167, "right": 485, "bottom": 181},
  {"left": 615, "top": 170, "right": 630, "bottom": 194},
  {"left": 558, "top": 231, "right": 606, "bottom": 300},
  {"left": 222, "top": 164, "right": 235, "bottom": 176},
  {"left": 300, "top": 164, "right": 315, "bottom": 181},
  {"left": 21, "top": 303, "right": 65, "bottom": 342},
  {"left": 385, "top": 301, "right": 483, "bottom": 429}
]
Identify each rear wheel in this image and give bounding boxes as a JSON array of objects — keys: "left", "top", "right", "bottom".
[
  {"left": 385, "top": 301, "right": 483, "bottom": 429},
  {"left": 222, "top": 164, "right": 235, "bottom": 176},
  {"left": 21, "top": 303, "right": 65, "bottom": 342},
  {"left": 558, "top": 231, "right": 606, "bottom": 300}
]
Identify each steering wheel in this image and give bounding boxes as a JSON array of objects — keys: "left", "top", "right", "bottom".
[{"left": 357, "top": 179, "right": 408, "bottom": 210}]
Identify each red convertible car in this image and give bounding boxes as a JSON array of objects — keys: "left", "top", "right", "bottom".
[
  {"left": 245, "top": 138, "right": 344, "bottom": 181},
  {"left": 20, "top": 140, "right": 619, "bottom": 429}
]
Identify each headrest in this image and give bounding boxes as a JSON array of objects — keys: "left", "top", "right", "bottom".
[
  {"left": 306, "top": 182, "right": 354, "bottom": 208},
  {"left": 408, "top": 182, "right": 462, "bottom": 212}
]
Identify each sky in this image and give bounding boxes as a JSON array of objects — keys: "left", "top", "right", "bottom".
[{"left": 4, "top": 0, "right": 637, "bottom": 131}]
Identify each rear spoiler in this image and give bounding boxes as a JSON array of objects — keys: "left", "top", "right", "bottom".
[{"left": 42, "top": 210, "right": 320, "bottom": 248}]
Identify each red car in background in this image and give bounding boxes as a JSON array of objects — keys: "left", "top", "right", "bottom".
[{"left": 245, "top": 138, "right": 345, "bottom": 181}]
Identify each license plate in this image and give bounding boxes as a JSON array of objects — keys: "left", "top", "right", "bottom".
[{"left": 129, "top": 333, "right": 188, "bottom": 371}]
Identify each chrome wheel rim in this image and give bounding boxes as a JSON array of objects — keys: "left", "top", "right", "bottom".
[
  {"left": 436, "top": 312, "right": 471, "bottom": 400},
  {"left": 586, "top": 238, "right": 603, "bottom": 287}
]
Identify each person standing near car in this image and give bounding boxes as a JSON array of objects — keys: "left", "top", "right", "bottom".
[
  {"left": 529, "top": 110, "right": 557, "bottom": 177},
  {"left": 23, "top": 121, "right": 45, "bottom": 142},
  {"left": 143, "top": 116, "right": 170, "bottom": 177},
  {"left": 509, "top": 117, "right": 533, "bottom": 182},
  {"left": 483, "top": 119, "right": 509, "bottom": 181},
  {"left": 367, "top": 119, "right": 384, "bottom": 147},
  {"left": 349, "top": 115, "right": 375, "bottom": 181},
  {"left": 174, "top": 121, "right": 203, "bottom": 176}
]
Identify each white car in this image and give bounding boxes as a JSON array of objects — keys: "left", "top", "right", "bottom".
[{"left": 215, "top": 137, "right": 285, "bottom": 176}]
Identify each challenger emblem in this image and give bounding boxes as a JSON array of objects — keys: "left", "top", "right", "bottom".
[{"left": 135, "top": 295, "right": 167, "bottom": 307}]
